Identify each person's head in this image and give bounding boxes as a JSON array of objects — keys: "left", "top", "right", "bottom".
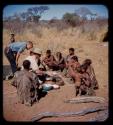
[
  {"left": 26, "top": 41, "right": 33, "bottom": 50},
  {"left": 11, "top": 33, "right": 15, "bottom": 37},
  {"left": 69, "top": 48, "right": 74, "bottom": 55},
  {"left": 83, "top": 59, "right": 92, "bottom": 66},
  {"left": 77, "top": 64, "right": 87, "bottom": 74},
  {"left": 46, "top": 50, "right": 51, "bottom": 56},
  {"left": 71, "top": 56, "right": 78, "bottom": 63},
  {"left": 56, "top": 52, "right": 62, "bottom": 59},
  {"left": 23, "top": 60, "right": 31, "bottom": 70},
  {"left": 30, "top": 48, "right": 42, "bottom": 59}
]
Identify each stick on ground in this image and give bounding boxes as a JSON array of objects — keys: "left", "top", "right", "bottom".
[
  {"left": 64, "top": 96, "right": 105, "bottom": 104},
  {"left": 31, "top": 105, "right": 107, "bottom": 122}
]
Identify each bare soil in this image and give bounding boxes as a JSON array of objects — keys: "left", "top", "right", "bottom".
[{"left": 3, "top": 42, "right": 108, "bottom": 122}]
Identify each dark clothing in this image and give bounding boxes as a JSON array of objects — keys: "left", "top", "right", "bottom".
[
  {"left": 12, "top": 70, "right": 39, "bottom": 105},
  {"left": 56, "top": 57, "right": 66, "bottom": 71},
  {"left": 4, "top": 47, "right": 17, "bottom": 74},
  {"left": 10, "top": 37, "right": 15, "bottom": 43},
  {"left": 4, "top": 42, "right": 27, "bottom": 74}
]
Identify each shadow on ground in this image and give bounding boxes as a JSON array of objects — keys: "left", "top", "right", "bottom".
[
  {"left": 3, "top": 65, "right": 12, "bottom": 78},
  {"left": 38, "top": 89, "right": 48, "bottom": 101}
]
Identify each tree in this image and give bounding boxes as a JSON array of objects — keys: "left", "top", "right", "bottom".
[
  {"left": 26, "top": 6, "right": 49, "bottom": 22},
  {"left": 62, "top": 13, "right": 80, "bottom": 26}
]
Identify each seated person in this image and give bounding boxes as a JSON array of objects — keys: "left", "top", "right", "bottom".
[
  {"left": 63, "top": 48, "right": 78, "bottom": 76},
  {"left": 25, "top": 48, "right": 45, "bottom": 71},
  {"left": 66, "top": 48, "right": 77, "bottom": 64},
  {"left": 12, "top": 60, "right": 39, "bottom": 106},
  {"left": 74, "top": 63, "right": 96, "bottom": 96},
  {"left": 24, "top": 48, "right": 46, "bottom": 83},
  {"left": 82, "top": 59, "right": 99, "bottom": 89},
  {"left": 55, "top": 52, "right": 66, "bottom": 72},
  {"left": 77, "top": 65, "right": 92, "bottom": 96},
  {"left": 66, "top": 56, "right": 80, "bottom": 79},
  {"left": 42, "top": 50, "right": 58, "bottom": 71}
]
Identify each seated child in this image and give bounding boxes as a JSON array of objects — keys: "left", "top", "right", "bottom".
[{"left": 75, "top": 64, "right": 96, "bottom": 96}]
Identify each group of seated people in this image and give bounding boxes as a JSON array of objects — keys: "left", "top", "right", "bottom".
[{"left": 12, "top": 47, "right": 99, "bottom": 106}]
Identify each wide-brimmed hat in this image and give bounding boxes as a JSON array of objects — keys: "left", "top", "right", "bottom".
[{"left": 31, "top": 48, "right": 42, "bottom": 55}]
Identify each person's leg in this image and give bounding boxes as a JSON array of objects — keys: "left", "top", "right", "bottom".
[{"left": 4, "top": 48, "right": 17, "bottom": 75}]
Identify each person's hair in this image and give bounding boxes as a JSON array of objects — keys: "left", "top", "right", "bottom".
[
  {"left": 71, "top": 56, "right": 78, "bottom": 62},
  {"left": 11, "top": 34, "right": 15, "bottom": 36},
  {"left": 56, "top": 52, "right": 62, "bottom": 59},
  {"left": 23, "top": 60, "right": 30, "bottom": 70},
  {"left": 77, "top": 64, "right": 87, "bottom": 73},
  {"left": 46, "top": 50, "right": 51, "bottom": 54},
  {"left": 27, "top": 41, "right": 33, "bottom": 46},
  {"left": 69, "top": 48, "right": 74, "bottom": 52},
  {"left": 83, "top": 59, "right": 92, "bottom": 66}
]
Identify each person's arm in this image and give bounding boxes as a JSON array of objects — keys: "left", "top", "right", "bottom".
[
  {"left": 16, "top": 52, "right": 21, "bottom": 66},
  {"left": 51, "top": 55, "right": 56, "bottom": 63},
  {"left": 16, "top": 45, "right": 26, "bottom": 66}
]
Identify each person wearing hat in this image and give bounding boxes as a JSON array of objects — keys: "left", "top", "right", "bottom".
[
  {"left": 4, "top": 41, "right": 33, "bottom": 80},
  {"left": 10, "top": 33, "right": 15, "bottom": 43},
  {"left": 25, "top": 48, "right": 45, "bottom": 72},
  {"left": 23, "top": 48, "right": 46, "bottom": 83}
]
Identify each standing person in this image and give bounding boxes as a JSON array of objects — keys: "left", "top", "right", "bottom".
[
  {"left": 10, "top": 33, "right": 15, "bottom": 43},
  {"left": 4, "top": 41, "right": 33, "bottom": 80},
  {"left": 55, "top": 52, "right": 66, "bottom": 72}
]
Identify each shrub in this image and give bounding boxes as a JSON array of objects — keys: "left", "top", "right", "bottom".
[{"left": 62, "top": 13, "right": 80, "bottom": 27}]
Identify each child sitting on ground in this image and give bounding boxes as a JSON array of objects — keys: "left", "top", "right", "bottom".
[{"left": 75, "top": 63, "right": 96, "bottom": 96}]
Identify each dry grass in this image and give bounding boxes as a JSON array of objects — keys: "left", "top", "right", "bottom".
[
  {"left": 3, "top": 21, "right": 108, "bottom": 121},
  {"left": 3, "top": 21, "right": 108, "bottom": 66}
]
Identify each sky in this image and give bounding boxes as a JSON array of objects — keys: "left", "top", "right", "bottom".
[{"left": 3, "top": 5, "right": 108, "bottom": 20}]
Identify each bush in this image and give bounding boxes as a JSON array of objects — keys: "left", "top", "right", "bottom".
[{"left": 62, "top": 13, "right": 80, "bottom": 27}]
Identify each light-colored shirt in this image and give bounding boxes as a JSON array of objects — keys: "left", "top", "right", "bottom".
[
  {"left": 9, "top": 42, "right": 27, "bottom": 53},
  {"left": 25, "top": 55, "right": 39, "bottom": 71}
]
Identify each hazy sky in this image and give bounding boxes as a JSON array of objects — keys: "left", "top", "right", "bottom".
[{"left": 3, "top": 5, "right": 108, "bottom": 20}]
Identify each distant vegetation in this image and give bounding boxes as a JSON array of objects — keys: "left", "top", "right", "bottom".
[{"left": 3, "top": 6, "right": 108, "bottom": 43}]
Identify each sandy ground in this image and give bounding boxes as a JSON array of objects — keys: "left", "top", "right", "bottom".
[{"left": 3, "top": 41, "right": 108, "bottom": 122}]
